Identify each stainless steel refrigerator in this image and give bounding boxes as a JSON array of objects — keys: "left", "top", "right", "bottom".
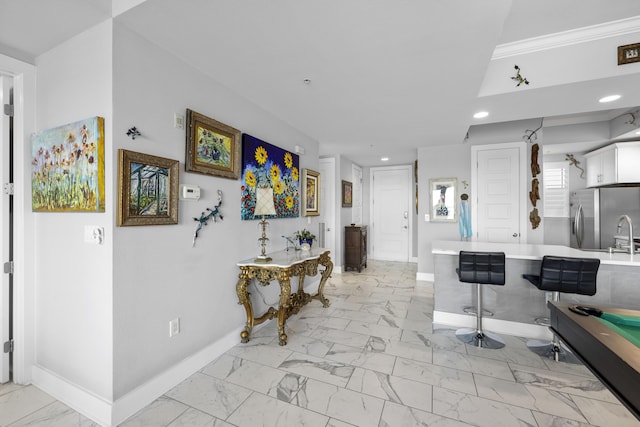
[{"left": 570, "top": 187, "right": 640, "bottom": 250}]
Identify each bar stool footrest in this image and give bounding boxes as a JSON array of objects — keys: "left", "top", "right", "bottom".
[
  {"left": 456, "top": 328, "right": 505, "bottom": 349},
  {"left": 526, "top": 339, "right": 581, "bottom": 364}
]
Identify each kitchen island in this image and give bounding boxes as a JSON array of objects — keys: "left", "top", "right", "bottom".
[{"left": 432, "top": 240, "right": 640, "bottom": 339}]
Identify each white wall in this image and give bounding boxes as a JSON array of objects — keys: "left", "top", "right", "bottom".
[
  {"left": 418, "top": 144, "right": 470, "bottom": 275},
  {"left": 111, "top": 24, "right": 320, "bottom": 399},
  {"left": 34, "top": 21, "right": 114, "bottom": 400}
]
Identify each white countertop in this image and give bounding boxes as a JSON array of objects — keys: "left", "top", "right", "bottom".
[{"left": 431, "top": 240, "right": 640, "bottom": 266}]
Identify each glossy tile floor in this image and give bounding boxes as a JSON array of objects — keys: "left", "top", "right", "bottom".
[{"left": 1, "top": 260, "right": 639, "bottom": 426}]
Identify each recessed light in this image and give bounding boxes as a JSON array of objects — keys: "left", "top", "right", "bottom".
[
  {"left": 473, "top": 111, "right": 489, "bottom": 119},
  {"left": 599, "top": 94, "right": 621, "bottom": 103},
  {"left": 381, "top": 157, "right": 389, "bottom": 162}
]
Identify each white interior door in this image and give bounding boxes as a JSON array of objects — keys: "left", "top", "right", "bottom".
[
  {"left": 370, "top": 166, "right": 411, "bottom": 261},
  {"left": 473, "top": 144, "right": 524, "bottom": 243},
  {"left": 319, "top": 158, "right": 336, "bottom": 256},
  {"left": 0, "top": 75, "right": 11, "bottom": 383}
]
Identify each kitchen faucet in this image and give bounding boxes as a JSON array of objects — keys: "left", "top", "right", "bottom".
[{"left": 616, "top": 215, "right": 635, "bottom": 255}]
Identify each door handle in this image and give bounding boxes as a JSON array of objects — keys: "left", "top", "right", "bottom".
[
  {"left": 512, "top": 233, "right": 520, "bottom": 237},
  {"left": 403, "top": 225, "right": 408, "bottom": 229}
]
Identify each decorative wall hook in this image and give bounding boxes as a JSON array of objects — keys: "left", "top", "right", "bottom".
[
  {"left": 511, "top": 65, "right": 530, "bottom": 87},
  {"left": 126, "top": 127, "right": 141, "bottom": 140}
]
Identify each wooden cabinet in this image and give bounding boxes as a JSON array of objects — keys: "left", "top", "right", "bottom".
[
  {"left": 585, "top": 142, "right": 640, "bottom": 187},
  {"left": 345, "top": 225, "right": 367, "bottom": 272}
]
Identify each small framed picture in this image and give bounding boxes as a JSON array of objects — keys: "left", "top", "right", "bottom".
[
  {"left": 342, "top": 180, "right": 353, "bottom": 208},
  {"left": 185, "top": 109, "right": 241, "bottom": 179},
  {"left": 429, "top": 178, "right": 457, "bottom": 222},
  {"left": 117, "top": 149, "right": 179, "bottom": 226},
  {"left": 302, "top": 168, "right": 320, "bottom": 216}
]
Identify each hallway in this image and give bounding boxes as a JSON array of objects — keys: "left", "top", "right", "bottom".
[{"left": 0, "top": 260, "right": 638, "bottom": 426}]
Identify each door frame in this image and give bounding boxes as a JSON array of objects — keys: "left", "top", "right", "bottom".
[
  {"left": 471, "top": 142, "right": 528, "bottom": 243},
  {"left": 319, "top": 157, "right": 337, "bottom": 270},
  {"left": 369, "top": 165, "right": 413, "bottom": 261},
  {"left": 0, "top": 55, "right": 37, "bottom": 384}
]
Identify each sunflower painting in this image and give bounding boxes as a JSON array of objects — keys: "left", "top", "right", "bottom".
[
  {"left": 31, "top": 116, "right": 105, "bottom": 212},
  {"left": 241, "top": 134, "right": 299, "bottom": 220}
]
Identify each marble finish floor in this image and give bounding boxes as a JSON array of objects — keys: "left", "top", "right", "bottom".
[{"left": 1, "top": 260, "right": 639, "bottom": 426}]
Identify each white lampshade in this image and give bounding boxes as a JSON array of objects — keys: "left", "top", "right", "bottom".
[{"left": 255, "top": 187, "right": 276, "bottom": 216}]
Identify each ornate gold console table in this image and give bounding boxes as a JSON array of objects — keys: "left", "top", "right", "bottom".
[{"left": 236, "top": 248, "right": 333, "bottom": 346}]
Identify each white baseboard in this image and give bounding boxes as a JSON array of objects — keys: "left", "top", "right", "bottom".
[
  {"left": 416, "top": 272, "right": 434, "bottom": 282},
  {"left": 333, "top": 265, "right": 342, "bottom": 274},
  {"left": 32, "top": 366, "right": 113, "bottom": 427},
  {"left": 433, "top": 311, "right": 552, "bottom": 341},
  {"left": 410, "top": 256, "right": 418, "bottom": 263},
  {"left": 32, "top": 326, "right": 244, "bottom": 427}
]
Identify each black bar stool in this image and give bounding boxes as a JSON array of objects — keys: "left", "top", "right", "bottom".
[
  {"left": 523, "top": 255, "right": 600, "bottom": 362},
  {"left": 455, "top": 251, "right": 506, "bottom": 349}
]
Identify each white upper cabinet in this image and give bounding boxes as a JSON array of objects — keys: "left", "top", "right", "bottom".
[{"left": 585, "top": 141, "right": 640, "bottom": 187}]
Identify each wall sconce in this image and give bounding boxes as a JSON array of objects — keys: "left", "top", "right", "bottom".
[{"left": 126, "top": 127, "right": 141, "bottom": 140}]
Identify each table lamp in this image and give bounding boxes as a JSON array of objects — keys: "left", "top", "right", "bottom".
[{"left": 254, "top": 187, "right": 276, "bottom": 262}]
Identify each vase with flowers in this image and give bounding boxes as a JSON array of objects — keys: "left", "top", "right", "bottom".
[{"left": 294, "top": 229, "right": 316, "bottom": 248}]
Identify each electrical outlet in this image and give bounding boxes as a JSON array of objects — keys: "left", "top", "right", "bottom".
[{"left": 169, "top": 317, "right": 180, "bottom": 337}]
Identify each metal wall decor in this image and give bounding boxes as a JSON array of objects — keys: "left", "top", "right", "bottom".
[
  {"left": 192, "top": 190, "right": 223, "bottom": 247},
  {"left": 126, "top": 127, "right": 141, "bottom": 140},
  {"left": 511, "top": 65, "right": 530, "bottom": 86}
]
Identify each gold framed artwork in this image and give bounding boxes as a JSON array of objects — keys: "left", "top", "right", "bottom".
[
  {"left": 342, "top": 180, "right": 353, "bottom": 208},
  {"left": 302, "top": 168, "right": 320, "bottom": 216},
  {"left": 117, "top": 149, "right": 179, "bottom": 226},
  {"left": 429, "top": 177, "right": 457, "bottom": 222},
  {"left": 185, "top": 109, "right": 241, "bottom": 179}
]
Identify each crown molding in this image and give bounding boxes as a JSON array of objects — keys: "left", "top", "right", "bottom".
[{"left": 493, "top": 16, "right": 640, "bottom": 60}]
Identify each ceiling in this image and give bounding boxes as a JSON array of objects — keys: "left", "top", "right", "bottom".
[{"left": 2, "top": 0, "right": 640, "bottom": 166}]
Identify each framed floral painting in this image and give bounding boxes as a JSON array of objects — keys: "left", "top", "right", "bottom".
[
  {"left": 31, "top": 116, "right": 105, "bottom": 212},
  {"left": 241, "top": 134, "right": 299, "bottom": 220},
  {"left": 185, "top": 109, "right": 241, "bottom": 179}
]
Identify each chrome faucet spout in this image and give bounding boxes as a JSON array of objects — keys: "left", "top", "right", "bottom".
[{"left": 617, "top": 215, "right": 635, "bottom": 255}]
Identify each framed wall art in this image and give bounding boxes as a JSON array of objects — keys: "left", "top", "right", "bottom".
[
  {"left": 342, "top": 180, "right": 353, "bottom": 208},
  {"left": 302, "top": 168, "right": 320, "bottom": 216},
  {"left": 185, "top": 109, "right": 241, "bottom": 179},
  {"left": 117, "top": 149, "right": 179, "bottom": 226},
  {"left": 429, "top": 177, "right": 457, "bottom": 222},
  {"left": 31, "top": 116, "right": 105, "bottom": 212},
  {"left": 240, "top": 134, "right": 300, "bottom": 220}
]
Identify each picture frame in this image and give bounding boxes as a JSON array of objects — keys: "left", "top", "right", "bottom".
[
  {"left": 618, "top": 43, "right": 640, "bottom": 65},
  {"left": 117, "top": 149, "right": 179, "bottom": 226},
  {"left": 342, "top": 180, "right": 353, "bottom": 208},
  {"left": 185, "top": 109, "right": 241, "bottom": 179},
  {"left": 302, "top": 168, "right": 320, "bottom": 216},
  {"left": 429, "top": 177, "right": 457, "bottom": 222}
]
